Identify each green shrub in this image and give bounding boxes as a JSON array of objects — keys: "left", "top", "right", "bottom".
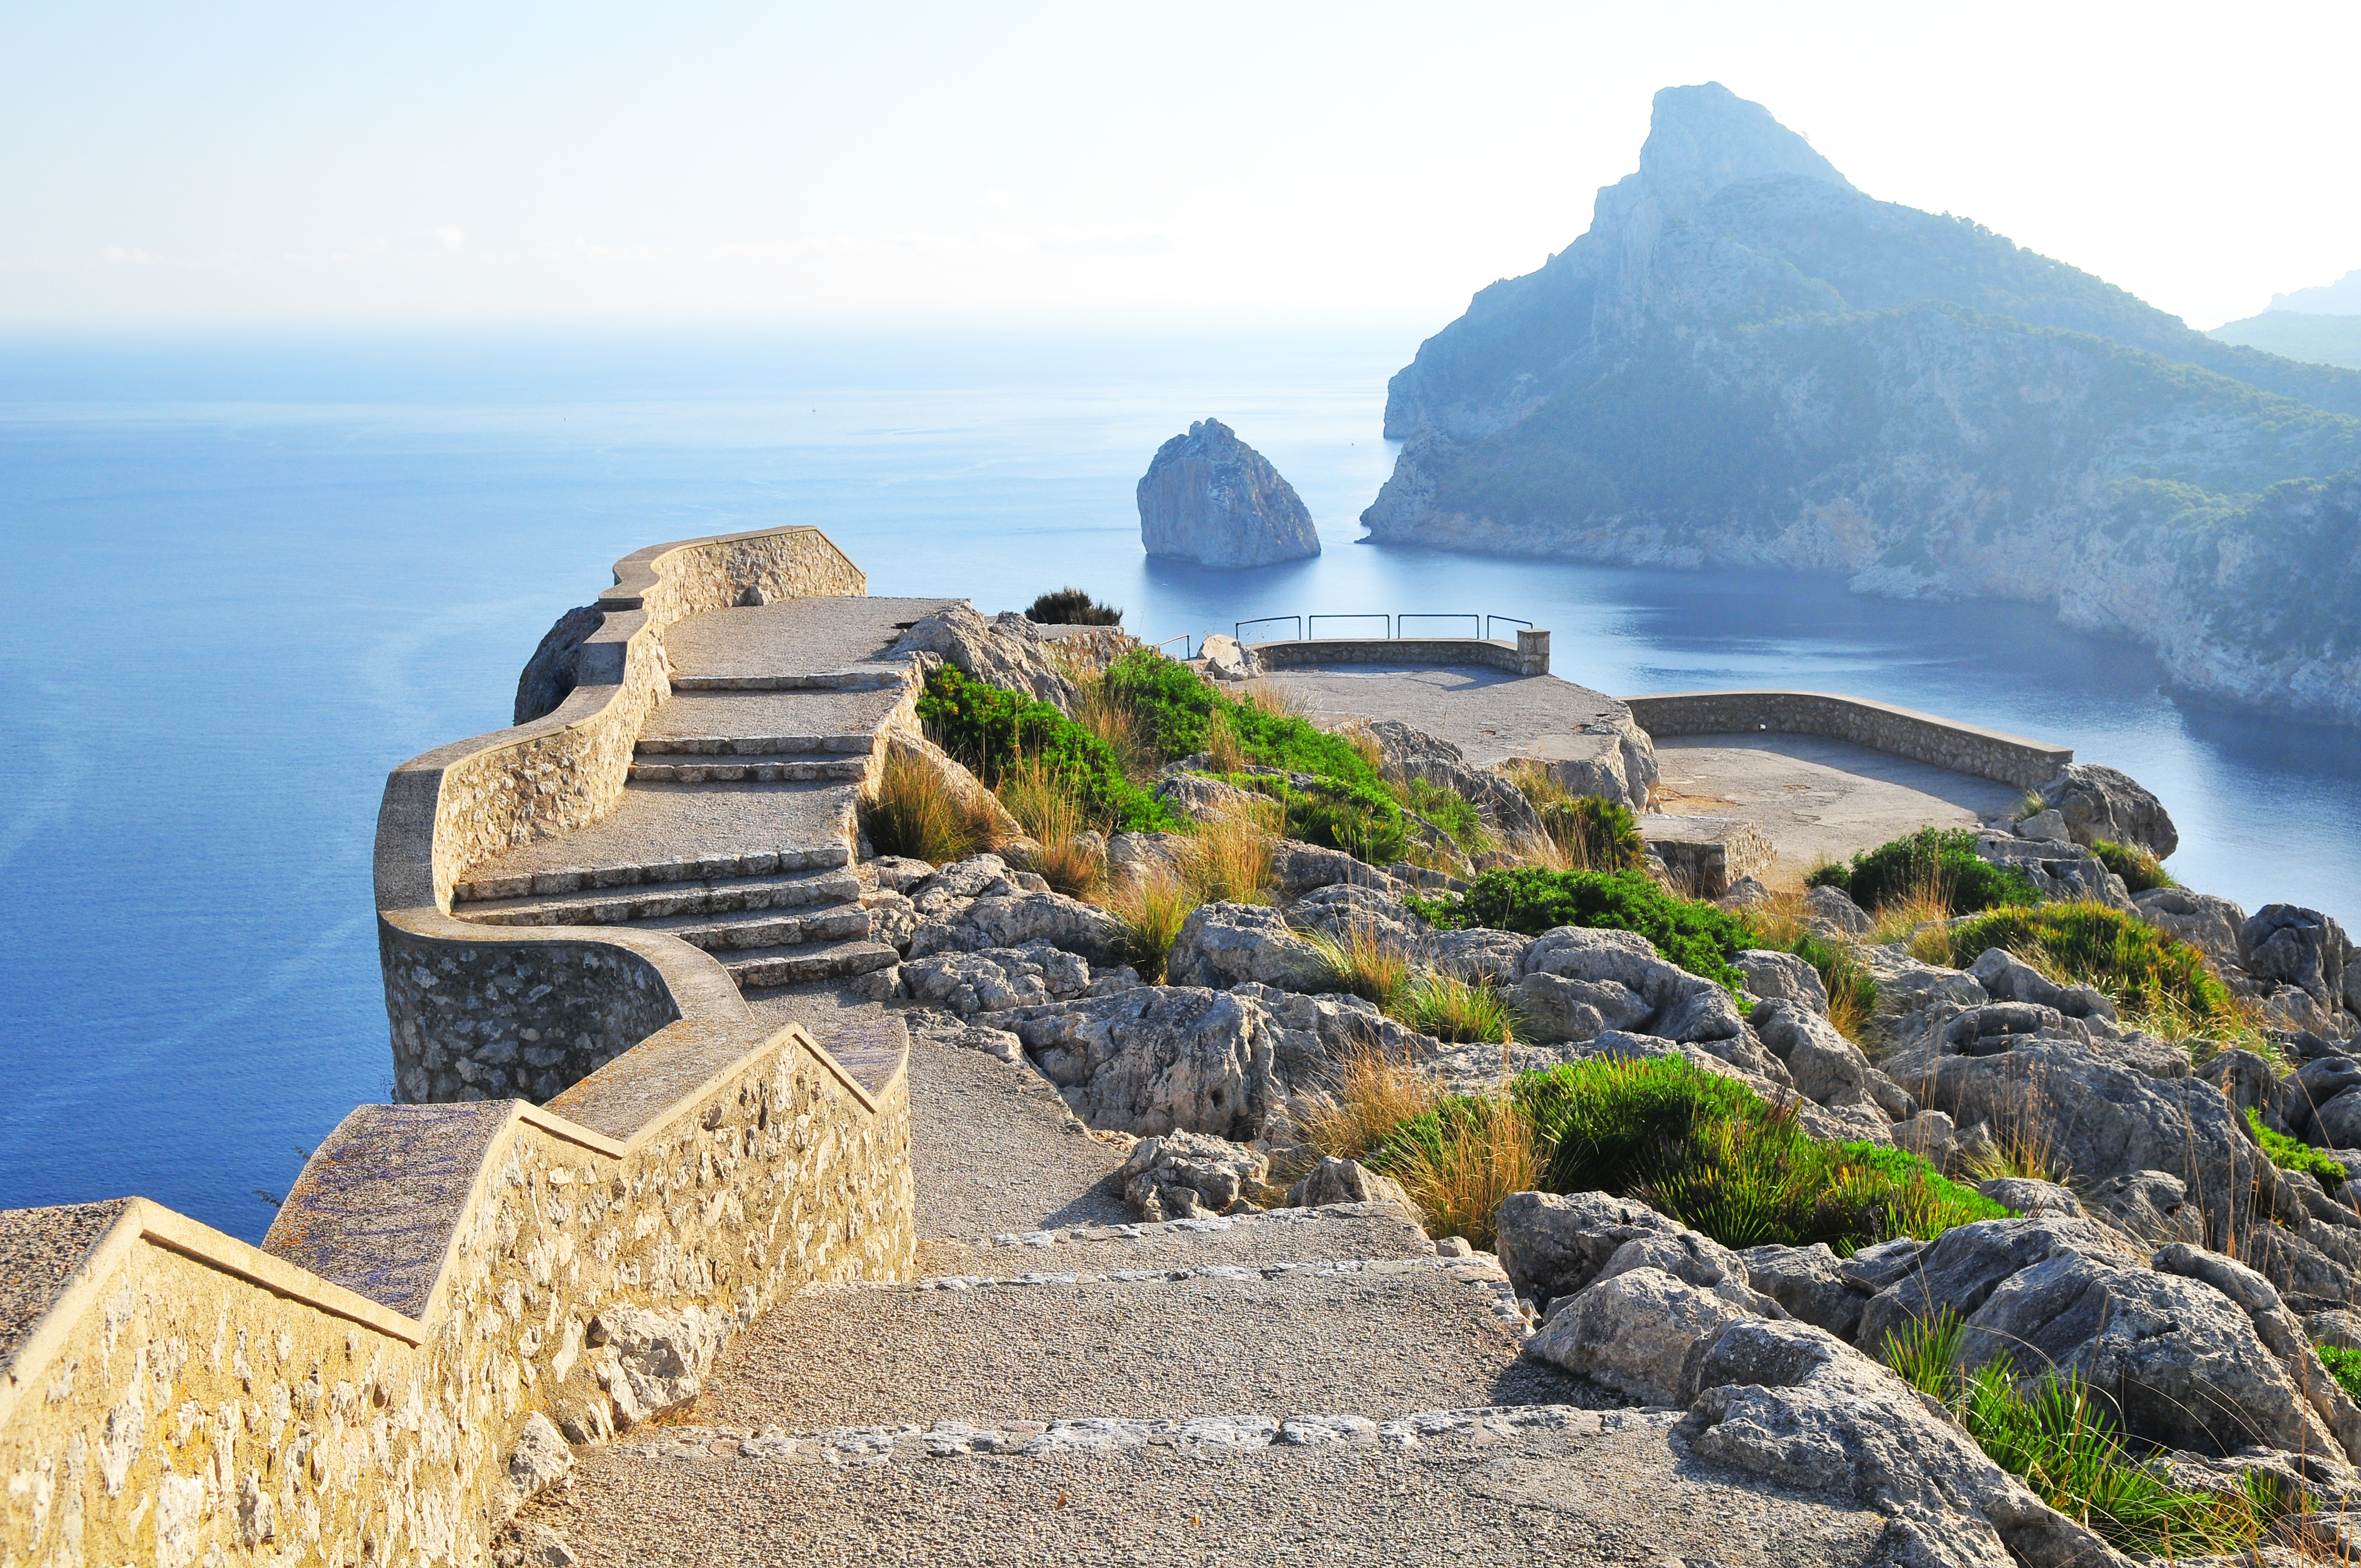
[
  {"left": 1412, "top": 867, "right": 1754, "bottom": 999},
  {"left": 917, "top": 663, "right": 1174, "bottom": 834},
  {"left": 2249, "top": 1107, "right": 2345, "bottom": 1193},
  {"left": 1394, "top": 776, "right": 1491, "bottom": 852},
  {"left": 1025, "top": 587, "right": 1122, "bottom": 625},
  {"left": 1102, "top": 649, "right": 1384, "bottom": 787},
  {"left": 1813, "top": 827, "right": 2039, "bottom": 914},
  {"left": 1884, "top": 1311, "right": 2298, "bottom": 1551},
  {"left": 1516, "top": 1056, "right": 2003, "bottom": 1249},
  {"left": 1921, "top": 900, "right": 2233, "bottom": 1022},
  {"left": 2321, "top": 1344, "right": 2361, "bottom": 1403},
  {"left": 2091, "top": 838, "right": 2174, "bottom": 892},
  {"left": 1227, "top": 772, "right": 1407, "bottom": 865}
]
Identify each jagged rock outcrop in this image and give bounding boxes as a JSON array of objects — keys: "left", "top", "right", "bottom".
[
  {"left": 1361, "top": 81, "right": 2361, "bottom": 726},
  {"left": 2035, "top": 764, "right": 2178, "bottom": 857},
  {"left": 889, "top": 602, "right": 1081, "bottom": 710},
  {"left": 1137, "top": 418, "right": 1320, "bottom": 568},
  {"left": 514, "top": 603, "right": 607, "bottom": 724}
]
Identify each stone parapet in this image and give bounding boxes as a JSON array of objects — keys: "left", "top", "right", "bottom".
[
  {"left": 373, "top": 526, "right": 865, "bottom": 1107},
  {"left": 1624, "top": 690, "right": 2072, "bottom": 792},
  {"left": 1248, "top": 635, "right": 1550, "bottom": 678},
  {"left": 0, "top": 1015, "right": 913, "bottom": 1568}
]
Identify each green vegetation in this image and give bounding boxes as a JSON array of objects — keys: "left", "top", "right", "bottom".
[
  {"left": 1807, "top": 827, "right": 2038, "bottom": 915},
  {"left": 1101, "top": 649, "right": 1384, "bottom": 788},
  {"left": 1394, "top": 970, "right": 1520, "bottom": 1045},
  {"left": 1917, "top": 900, "right": 2233, "bottom": 1022},
  {"left": 1412, "top": 867, "right": 1755, "bottom": 1000},
  {"left": 862, "top": 745, "right": 999, "bottom": 864},
  {"left": 2090, "top": 838, "right": 2174, "bottom": 893},
  {"left": 1884, "top": 1311, "right": 2298, "bottom": 1552},
  {"left": 1394, "top": 776, "right": 1492, "bottom": 854},
  {"left": 917, "top": 663, "right": 1174, "bottom": 834},
  {"left": 1773, "top": 929, "right": 1879, "bottom": 1038},
  {"left": 1226, "top": 772, "right": 1407, "bottom": 865},
  {"left": 2248, "top": 1108, "right": 2346, "bottom": 1194},
  {"left": 1506, "top": 766, "right": 1644, "bottom": 870},
  {"left": 1024, "top": 587, "right": 1123, "bottom": 625},
  {"left": 2320, "top": 1343, "right": 2361, "bottom": 1403}
]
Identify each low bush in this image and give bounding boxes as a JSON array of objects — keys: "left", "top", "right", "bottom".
[
  {"left": 2091, "top": 838, "right": 2174, "bottom": 893},
  {"left": 1025, "top": 587, "right": 1122, "bottom": 625},
  {"left": 1411, "top": 868, "right": 1754, "bottom": 1000},
  {"left": 2249, "top": 1107, "right": 2346, "bottom": 1194},
  {"left": 918, "top": 663, "right": 1174, "bottom": 833},
  {"left": 1884, "top": 1312, "right": 2295, "bottom": 1552},
  {"left": 1918, "top": 900, "right": 2233, "bottom": 1023},
  {"left": 2321, "top": 1343, "right": 2361, "bottom": 1403},
  {"left": 1227, "top": 772, "right": 1409, "bottom": 866},
  {"left": 1101, "top": 649, "right": 1385, "bottom": 788},
  {"left": 862, "top": 745, "right": 998, "bottom": 864},
  {"left": 1505, "top": 1055, "right": 2005, "bottom": 1250},
  {"left": 1811, "top": 827, "right": 2038, "bottom": 916}
]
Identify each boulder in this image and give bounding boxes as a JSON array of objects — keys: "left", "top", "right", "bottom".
[
  {"left": 1594, "top": 1228, "right": 1782, "bottom": 1317},
  {"left": 1196, "top": 633, "right": 1259, "bottom": 682},
  {"left": 1285, "top": 1156, "right": 1415, "bottom": 1213},
  {"left": 907, "top": 890, "right": 1132, "bottom": 969},
  {"left": 889, "top": 603, "right": 1081, "bottom": 710},
  {"left": 1976, "top": 1177, "right": 2082, "bottom": 1219},
  {"left": 1965, "top": 948, "right": 2115, "bottom": 1023},
  {"left": 906, "top": 852, "right": 1019, "bottom": 917},
  {"left": 1859, "top": 946, "right": 1985, "bottom": 1017},
  {"left": 1739, "top": 1243, "right": 1876, "bottom": 1341},
  {"left": 1717, "top": 875, "right": 1774, "bottom": 910},
  {"left": 1106, "top": 831, "right": 1193, "bottom": 887},
  {"left": 1165, "top": 902, "right": 1330, "bottom": 992},
  {"left": 1804, "top": 884, "right": 1871, "bottom": 938},
  {"left": 863, "top": 888, "right": 920, "bottom": 952},
  {"left": 1733, "top": 950, "right": 1828, "bottom": 1016},
  {"left": 2016, "top": 808, "right": 2070, "bottom": 843},
  {"left": 1422, "top": 926, "right": 1532, "bottom": 984},
  {"left": 1281, "top": 881, "right": 1424, "bottom": 952},
  {"left": 1156, "top": 771, "right": 1268, "bottom": 824},
  {"left": 1136, "top": 417, "right": 1320, "bottom": 568},
  {"left": 1268, "top": 838, "right": 1399, "bottom": 899},
  {"left": 1523, "top": 1265, "right": 1756, "bottom": 1406},
  {"left": 514, "top": 603, "right": 607, "bottom": 725},
  {"left": 1122, "top": 1131, "right": 1271, "bottom": 1219},
  {"left": 505, "top": 1412, "right": 575, "bottom": 1499},
  {"left": 1227, "top": 982, "right": 1440, "bottom": 1088},
  {"left": 2310, "top": 1309, "right": 2361, "bottom": 1351},
  {"left": 2037, "top": 763, "right": 2178, "bottom": 858},
  {"left": 1003, "top": 986, "right": 1282, "bottom": 1141},
  {"left": 587, "top": 1304, "right": 727, "bottom": 1427},
  {"left": 1750, "top": 1000, "right": 1911, "bottom": 1120},
  {"left": 1492, "top": 1189, "right": 1685, "bottom": 1313},
  {"left": 2313, "top": 1090, "right": 2361, "bottom": 1150},
  {"left": 1510, "top": 925, "right": 1743, "bottom": 1047},
  {"left": 2085, "top": 1169, "right": 2206, "bottom": 1246},
  {"left": 2284, "top": 1056, "right": 2361, "bottom": 1144},
  {"left": 1855, "top": 1217, "right": 2141, "bottom": 1355},
  {"left": 1974, "top": 836, "right": 2133, "bottom": 910},
  {"left": 2152, "top": 1243, "right": 2361, "bottom": 1466},
  {"left": 2132, "top": 886, "right": 2246, "bottom": 972},
  {"left": 2240, "top": 904, "right": 2352, "bottom": 1012},
  {"left": 901, "top": 941, "right": 1111, "bottom": 1016}
]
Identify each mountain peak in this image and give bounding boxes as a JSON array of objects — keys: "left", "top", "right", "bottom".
[{"left": 1636, "top": 82, "right": 1853, "bottom": 221}]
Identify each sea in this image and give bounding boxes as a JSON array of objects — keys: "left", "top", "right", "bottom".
[{"left": 5, "top": 325, "right": 2359, "bottom": 1243}]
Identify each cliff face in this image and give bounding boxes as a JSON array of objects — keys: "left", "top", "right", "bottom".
[
  {"left": 1365, "top": 83, "right": 2361, "bottom": 723},
  {"left": 1140, "top": 418, "right": 1321, "bottom": 568}
]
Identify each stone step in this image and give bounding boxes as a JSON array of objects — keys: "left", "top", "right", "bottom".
[
  {"left": 635, "top": 732, "right": 879, "bottom": 757},
  {"left": 682, "top": 1259, "right": 1554, "bottom": 1436},
  {"left": 627, "top": 754, "right": 873, "bottom": 785},
  {"left": 633, "top": 905, "right": 875, "bottom": 954},
  {"left": 450, "top": 867, "right": 864, "bottom": 925},
  {"left": 670, "top": 669, "right": 907, "bottom": 693},
  {"left": 451, "top": 841, "right": 852, "bottom": 905},
  {"left": 936, "top": 1202, "right": 1444, "bottom": 1280},
  {"left": 528, "top": 1404, "right": 1909, "bottom": 1567},
  {"left": 721, "top": 938, "right": 901, "bottom": 988}
]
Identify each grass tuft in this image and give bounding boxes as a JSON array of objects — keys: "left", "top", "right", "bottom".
[
  {"left": 1919, "top": 901, "right": 2234, "bottom": 1025},
  {"left": 863, "top": 745, "right": 997, "bottom": 864},
  {"left": 1396, "top": 970, "right": 1521, "bottom": 1044},
  {"left": 1367, "top": 1095, "right": 1539, "bottom": 1249},
  {"left": 2091, "top": 839, "right": 2174, "bottom": 893}
]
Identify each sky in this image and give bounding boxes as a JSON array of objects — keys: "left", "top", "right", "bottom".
[{"left": 4, "top": 1, "right": 2357, "bottom": 335}]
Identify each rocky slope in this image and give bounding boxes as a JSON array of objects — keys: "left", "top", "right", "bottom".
[
  {"left": 1139, "top": 417, "right": 1321, "bottom": 568},
  {"left": 1362, "top": 82, "right": 2361, "bottom": 725}
]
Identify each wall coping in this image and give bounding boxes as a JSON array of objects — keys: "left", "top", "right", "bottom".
[
  {"left": 1623, "top": 689, "right": 2072, "bottom": 791},
  {"left": 1247, "top": 635, "right": 1549, "bottom": 677}
]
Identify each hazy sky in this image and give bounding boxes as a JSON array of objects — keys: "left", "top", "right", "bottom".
[{"left": 6, "top": 1, "right": 2355, "bottom": 334}]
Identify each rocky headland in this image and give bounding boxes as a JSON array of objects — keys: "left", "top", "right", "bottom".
[
  {"left": 1361, "top": 81, "right": 2361, "bottom": 727},
  {"left": 1139, "top": 416, "right": 1321, "bottom": 568}
]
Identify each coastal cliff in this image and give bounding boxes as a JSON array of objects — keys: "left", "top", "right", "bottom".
[{"left": 1363, "top": 83, "right": 2361, "bottom": 725}]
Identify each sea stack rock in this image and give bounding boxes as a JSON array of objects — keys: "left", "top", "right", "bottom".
[{"left": 1137, "top": 418, "right": 1320, "bottom": 568}]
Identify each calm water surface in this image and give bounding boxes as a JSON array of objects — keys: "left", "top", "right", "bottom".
[{"left": 4, "top": 329, "right": 2357, "bottom": 1240}]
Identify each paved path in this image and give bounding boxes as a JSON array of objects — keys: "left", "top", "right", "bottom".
[
  {"left": 1651, "top": 732, "right": 2022, "bottom": 875},
  {"left": 1254, "top": 663, "right": 1628, "bottom": 769}
]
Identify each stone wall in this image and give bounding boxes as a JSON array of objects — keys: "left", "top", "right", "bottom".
[
  {"left": 1624, "top": 690, "right": 2073, "bottom": 791},
  {"left": 0, "top": 1016, "right": 913, "bottom": 1568},
  {"left": 374, "top": 526, "right": 867, "bottom": 1110},
  {"left": 1248, "top": 634, "right": 1550, "bottom": 678}
]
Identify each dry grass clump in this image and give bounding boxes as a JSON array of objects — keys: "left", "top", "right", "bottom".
[
  {"left": 1297, "top": 924, "right": 1412, "bottom": 1009},
  {"left": 1103, "top": 866, "right": 1196, "bottom": 983},
  {"left": 1332, "top": 718, "right": 1384, "bottom": 772},
  {"left": 1295, "top": 1041, "right": 1446, "bottom": 1166},
  {"left": 1069, "top": 671, "right": 1155, "bottom": 781},
  {"left": 1095, "top": 803, "right": 1279, "bottom": 979},
  {"left": 1190, "top": 808, "right": 1277, "bottom": 905},
  {"left": 1201, "top": 707, "right": 1249, "bottom": 773},
  {"left": 866, "top": 745, "right": 1000, "bottom": 864},
  {"left": 994, "top": 755, "right": 1105, "bottom": 897},
  {"left": 1370, "top": 1095, "right": 1541, "bottom": 1250},
  {"left": 1240, "top": 679, "right": 1308, "bottom": 720},
  {"left": 1877, "top": 873, "right": 1960, "bottom": 948}
]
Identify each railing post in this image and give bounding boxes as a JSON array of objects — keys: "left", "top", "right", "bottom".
[{"left": 1516, "top": 628, "right": 1551, "bottom": 676}]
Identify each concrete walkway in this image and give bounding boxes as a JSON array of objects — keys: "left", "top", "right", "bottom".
[
  {"left": 1254, "top": 662, "right": 1628, "bottom": 769},
  {"left": 1651, "top": 732, "right": 2023, "bottom": 876}
]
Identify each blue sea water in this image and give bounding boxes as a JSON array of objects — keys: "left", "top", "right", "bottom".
[{"left": 4, "top": 326, "right": 2359, "bottom": 1243}]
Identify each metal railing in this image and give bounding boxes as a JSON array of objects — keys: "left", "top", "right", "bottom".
[
  {"left": 1152, "top": 632, "right": 1196, "bottom": 660},
  {"left": 1226, "top": 612, "right": 1531, "bottom": 646}
]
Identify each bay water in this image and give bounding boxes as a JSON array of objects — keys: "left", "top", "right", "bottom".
[{"left": 4, "top": 327, "right": 2357, "bottom": 1242}]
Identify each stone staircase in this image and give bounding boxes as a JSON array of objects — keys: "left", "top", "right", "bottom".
[
  {"left": 514, "top": 1026, "right": 1911, "bottom": 1566},
  {"left": 445, "top": 596, "right": 960, "bottom": 996}
]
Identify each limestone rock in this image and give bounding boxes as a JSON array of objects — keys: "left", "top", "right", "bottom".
[
  {"left": 1492, "top": 1189, "right": 1686, "bottom": 1313},
  {"left": 1976, "top": 1177, "right": 2083, "bottom": 1219},
  {"left": 1227, "top": 981, "right": 1441, "bottom": 1089},
  {"left": 1860, "top": 945, "right": 1987, "bottom": 1017},
  {"left": 2085, "top": 1169, "right": 2206, "bottom": 1246},
  {"left": 1269, "top": 838, "right": 1400, "bottom": 899},
  {"left": 1105, "top": 830, "right": 1194, "bottom": 887},
  {"left": 1733, "top": 949, "right": 1828, "bottom": 1016},
  {"left": 2152, "top": 1243, "right": 2361, "bottom": 1466},
  {"left": 588, "top": 1304, "right": 727, "bottom": 1426},
  {"left": 1003, "top": 986, "right": 1282, "bottom": 1141},
  {"left": 2037, "top": 762, "right": 2178, "bottom": 857},
  {"left": 1123, "top": 1131, "right": 1270, "bottom": 1219},
  {"left": 1360, "top": 720, "right": 1548, "bottom": 846},
  {"left": 1165, "top": 902, "right": 1331, "bottom": 992},
  {"left": 907, "top": 890, "right": 1132, "bottom": 969},
  {"left": 2240, "top": 904, "right": 2353, "bottom": 1013},
  {"left": 1750, "top": 1000, "right": 1911, "bottom": 1121},
  {"left": 1738, "top": 1243, "right": 1875, "bottom": 1341},
  {"left": 1854, "top": 1216, "right": 2141, "bottom": 1355},
  {"left": 1804, "top": 884, "right": 1871, "bottom": 938},
  {"left": 1137, "top": 418, "right": 1320, "bottom": 568},
  {"left": 1509, "top": 925, "right": 1742, "bottom": 1047},
  {"left": 1965, "top": 947, "right": 2115, "bottom": 1022},
  {"left": 902, "top": 941, "right": 1105, "bottom": 1015},
  {"left": 506, "top": 1412, "right": 575, "bottom": 1499},
  {"left": 1286, "top": 1156, "right": 1415, "bottom": 1213},
  {"left": 1196, "top": 633, "right": 1260, "bottom": 682},
  {"left": 2132, "top": 885, "right": 2247, "bottom": 971},
  {"left": 1524, "top": 1265, "right": 1757, "bottom": 1406},
  {"left": 890, "top": 603, "right": 1081, "bottom": 710},
  {"left": 1422, "top": 926, "right": 1533, "bottom": 984},
  {"left": 1156, "top": 771, "right": 1267, "bottom": 823},
  {"left": 514, "top": 604, "right": 606, "bottom": 725}
]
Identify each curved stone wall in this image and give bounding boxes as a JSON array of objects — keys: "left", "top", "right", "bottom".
[
  {"left": 373, "top": 526, "right": 866, "bottom": 1107},
  {"left": 0, "top": 1015, "right": 913, "bottom": 1568},
  {"left": 1623, "top": 690, "right": 2073, "bottom": 791}
]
